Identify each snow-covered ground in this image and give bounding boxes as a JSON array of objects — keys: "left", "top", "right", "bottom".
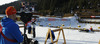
[
  {"left": 18, "top": 16, "right": 100, "bottom": 44},
  {"left": 34, "top": 16, "right": 100, "bottom": 30},
  {"left": 82, "top": 19, "right": 100, "bottom": 22},
  {"left": 20, "top": 26, "right": 100, "bottom": 44}
]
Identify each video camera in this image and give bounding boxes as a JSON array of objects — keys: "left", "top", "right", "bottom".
[{"left": 17, "top": 12, "right": 32, "bottom": 24}]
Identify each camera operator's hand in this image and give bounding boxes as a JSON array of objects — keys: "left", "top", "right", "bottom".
[
  {"left": 32, "top": 22, "right": 36, "bottom": 25},
  {"left": 33, "top": 23, "right": 36, "bottom": 25}
]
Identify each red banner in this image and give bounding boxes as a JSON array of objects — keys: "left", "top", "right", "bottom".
[
  {"left": 61, "top": 19, "right": 67, "bottom": 21},
  {"left": 48, "top": 18, "right": 56, "bottom": 21}
]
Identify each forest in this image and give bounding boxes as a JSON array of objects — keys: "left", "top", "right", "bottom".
[{"left": 0, "top": 0, "right": 100, "bottom": 16}]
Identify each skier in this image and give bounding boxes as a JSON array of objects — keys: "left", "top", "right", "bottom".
[{"left": 26, "top": 21, "right": 32, "bottom": 34}]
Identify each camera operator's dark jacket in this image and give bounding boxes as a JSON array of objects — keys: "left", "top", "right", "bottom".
[{"left": 0, "top": 17, "right": 23, "bottom": 44}]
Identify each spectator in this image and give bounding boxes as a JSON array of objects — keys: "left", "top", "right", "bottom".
[
  {"left": 32, "top": 6, "right": 35, "bottom": 12},
  {"left": 89, "top": 26, "right": 93, "bottom": 32},
  {"left": 29, "top": 6, "right": 32, "bottom": 12},
  {"left": 20, "top": 2, "right": 25, "bottom": 12},
  {"left": 0, "top": 6, "right": 23, "bottom": 44},
  {"left": 26, "top": 21, "right": 32, "bottom": 34}
]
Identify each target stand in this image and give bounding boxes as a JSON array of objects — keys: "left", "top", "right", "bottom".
[{"left": 45, "top": 27, "right": 66, "bottom": 44}]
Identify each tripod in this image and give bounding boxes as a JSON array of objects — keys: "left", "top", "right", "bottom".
[{"left": 22, "top": 23, "right": 32, "bottom": 44}]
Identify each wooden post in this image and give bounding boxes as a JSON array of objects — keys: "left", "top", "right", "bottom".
[
  {"left": 50, "top": 29, "right": 53, "bottom": 43},
  {"left": 99, "top": 40, "right": 100, "bottom": 44},
  {"left": 60, "top": 27, "right": 66, "bottom": 44},
  {"left": 45, "top": 28, "right": 51, "bottom": 44},
  {"left": 62, "top": 29, "right": 66, "bottom": 44}
]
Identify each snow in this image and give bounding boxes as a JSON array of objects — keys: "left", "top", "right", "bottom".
[
  {"left": 35, "top": 16, "right": 100, "bottom": 30},
  {"left": 20, "top": 26, "right": 100, "bottom": 44},
  {"left": 18, "top": 16, "right": 100, "bottom": 44},
  {"left": 81, "top": 19, "right": 100, "bottom": 22}
]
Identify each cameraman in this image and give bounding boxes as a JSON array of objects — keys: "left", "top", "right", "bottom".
[
  {"left": 26, "top": 21, "right": 32, "bottom": 34},
  {"left": 0, "top": 6, "right": 23, "bottom": 44},
  {"left": 31, "top": 18, "right": 36, "bottom": 38}
]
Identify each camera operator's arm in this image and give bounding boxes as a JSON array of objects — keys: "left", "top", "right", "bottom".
[
  {"left": 31, "top": 18, "right": 36, "bottom": 25},
  {"left": 32, "top": 22, "right": 36, "bottom": 25}
]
